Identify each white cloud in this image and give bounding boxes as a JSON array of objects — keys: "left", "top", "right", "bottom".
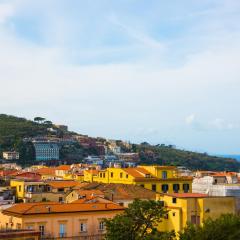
[
  {"left": 0, "top": 2, "right": 15, "bottom": 23},
  {"left": 185, "top": 114, "right": 195, "bottom": 125},
  {"left": 0, "top": 0, "right": 240, "bottom": 153}
]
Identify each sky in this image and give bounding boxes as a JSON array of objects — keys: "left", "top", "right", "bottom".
[{"left": 0, "top": 0, "right": 240, "bottom": 154}]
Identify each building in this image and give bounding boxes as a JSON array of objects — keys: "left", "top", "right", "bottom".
[
  {"left": 157, "top": 193, "right": 236, "bottom": 234},
  {"left": 69, "top": 183, "right": 157, "bottom": 207},
  {"left": 2, "top": 152, "right": 19, "bottom": 160},
  {"left": 0, "top": 229, "right": 40, "bottom": 240},
  {"left": 0, "top": 201, "right": 124, "bottom": 239},
  {"left": 192, "top": 175, "right": 240, "bottom": 196},
  {"left": 10, "top": 179, "right": 82, "bottom": 202},
  {"left": 54, "top": 124, "right": 68, "bottom": 131},
  {"left": 33, "top": 141, "right": 59, "bottom": 161},
  {"left": 84, "top": 165, "right": 192, "bottom": 194}
]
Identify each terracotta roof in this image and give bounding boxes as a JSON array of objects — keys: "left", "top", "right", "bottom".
[
  {"left": 165, "top": 193, "right": 208, "bottom": 198},
  {"left": 85, "top": 170, "right": 99, "bottom": 175},
  {"left": 55, "top": 165, "right": 72, "bottom": 171},
  {"left": 77, "top": 190, "right": 104, "bottom": 196},
  {"left": 3, "top": 202, "right": 124, "bottom": 216},
  {"left": 47, "top": 181, "right": 81, "bottom": 188},
  {"left": 35, "top": 168, "right": 56, "bottom": 175},
  {"left": 81, "top": 183, "right": 156, "bottom": 200},
  {"left": 123, "top": 168, "right": 152, "bottom": 178},
  {"left": 72, "top": 196, "right": 111, "bottom": 204}
]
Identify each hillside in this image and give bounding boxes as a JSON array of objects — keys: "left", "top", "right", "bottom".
[
  {"left": 0, "top": 114, "right": 239, "bottom": 171},
  {"left": 134, "top": 144, "right": 240, "bottom": 171},
  {"left": 0, "top": 114, "right": 56, "bottom": 164}
]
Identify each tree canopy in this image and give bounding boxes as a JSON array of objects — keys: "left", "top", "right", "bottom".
[
  {"left": 179, "top": 214, "right": 240, "bottom": 240},
  {"left": 104, "top": 199, "right": 173, "bottom": 240}
]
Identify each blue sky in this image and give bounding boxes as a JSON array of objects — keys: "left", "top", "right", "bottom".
[{"left": 0, "top": 0, "right": 240, "bottom": 154}]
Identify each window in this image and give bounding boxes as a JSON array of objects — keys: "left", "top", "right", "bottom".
[
  {"left": 126, "top": 174, "right": 128, "bottom": 178},
  {"left": 140, "top": 184, "right": 145, "bottom": 188},
  {"left": 111, "top": 172, "right": 113, "bottom": 178},
  {"left": 19, "top": 185, "right": 22, "bottom": 192},
  {"left": 162, "top": 184, "right": 169, "bottom": 193},
  {"left": 152, "top": 184, "right": 157, "bottom": 192},
  {"left": 173, "top": 184, "right": 180, "bottom": 193},
  {"left": 80, "top": 223, "right": 87, "bottom": 232},
  {"left": 27, "top": 225, "right": 34, "bottom": 230},
  {"left": 59, "top": 223, "right": 66, "bottom": 238},
  {"left": 100, "top": 173, "right": 102, "bottom": 178},
  {"left": 103, "top": 173, "right": 105, "bottom": 178},
  {"left": 172, "top": 197, "right": 177, "bottom": 204},
  {"left": 164, "top": 214, "right": 169, "bottom": 219},
  {"left": 183, "top": 184, "right": 190, "bottom": 193},
  {"left": 59, "top": 197, "right": 63, "bottom": 202},
  {"left": 173, "top": 212, "right": 176, "bottom": 217},
  {"left": 191, "top": 216, "right": 200, "bottom": 225},
  {"left": 120, "top": 173, "right": 123, "bottom": 178},
  {"left": 39, "top": 225, "right": 45, "bottom": 236},
  {"left": 162, "top": 171, "right": 167, "bottom": 179},
  {"left": 99, "top": 221, "right": 105, "bottom": 231},
  {"left": 58, "top": 188, "right": 64, "bottom": 192}
]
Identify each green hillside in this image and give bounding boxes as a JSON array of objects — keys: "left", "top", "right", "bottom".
[
  {"left": 0, "top": 114, "right": 51, "bottom": 164},
  {"left": 0, "top": 114, "right": 239, "bottom": 171},
  {"left": 134, "top": 144, "right": 240, "bottom": 171}
]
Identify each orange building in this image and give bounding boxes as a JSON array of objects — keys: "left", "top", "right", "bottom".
[{"left": 0, "top": 201, "right": 124, "bottom": 239}]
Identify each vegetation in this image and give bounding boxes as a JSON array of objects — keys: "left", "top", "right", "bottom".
[
  {"left": 104, "top": 199, "right": 174, "bottom": 240},
  {"left": 179, "top": 214, "right": 240, "bottom": 240},
  {"left": 133, "top": 143, "right": 240, "bottom": 171},
  {"left": 0, "top": 114, "right": 51, "bottom": 165},
  {"left": 0, "top": 113, "right": 239, "bottom": 171}
]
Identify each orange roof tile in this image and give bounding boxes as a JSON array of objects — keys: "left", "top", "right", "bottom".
[
  {"left": 35, "top": 168, "right": 56, "bottom": 175},
  {"left": 123, "top": 168, "right": 152, "bottom": 178},
  {"left": 3, "top": 202, "right": 124, "bottom": 216},
  {"left": 85, "top": 170, "right": 99, "bottom": 175},
  {"left": 77, "top": 190, "right": 104, "bottom": 196},
  {"left": 55, "top": 165, "right": 72, "bottom": 171},
  {"left": 47, "top": 181, "right": 81, "bottom": 188}
]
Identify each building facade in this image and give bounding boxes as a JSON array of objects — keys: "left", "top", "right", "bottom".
[
  {"left": 0, "top": 202, "right": 124, "bottom": 239},
  {"left": 84, "top": 165, "right": 192, "bottom": 194},
  {"left": 2, "top": 152, "right": 19, "bottom": 160},
  {"left": 33, "top": 141, "right": 59, "bottom": 161}
]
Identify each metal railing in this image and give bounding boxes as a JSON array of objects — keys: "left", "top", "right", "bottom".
[{"left": 40, "top": 233, "right": 105, "bottom": 240}]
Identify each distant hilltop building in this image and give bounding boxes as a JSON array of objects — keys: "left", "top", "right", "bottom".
[
  {"left": 54, "top": 124, "right": 68, "bottom": 131},
  {"left": 33, "top": 140, "right": 59, "bottom": 161},
  {"left": 2, "top": 151, "right": 19, "bottom": 160}
]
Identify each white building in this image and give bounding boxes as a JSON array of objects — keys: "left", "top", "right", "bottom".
[
  {"left": 33, "top": 141, "right": 59, "bottom": 161},
  {"left": 193, "top": 175, "right": 240, "bottom": 197},
  {"left": 2, "top": 152, "right": 19, "bottom": 160}
]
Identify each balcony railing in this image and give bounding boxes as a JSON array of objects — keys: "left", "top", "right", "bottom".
[{"left": 40, "top": 233, "right": 105, "bottom": 240}]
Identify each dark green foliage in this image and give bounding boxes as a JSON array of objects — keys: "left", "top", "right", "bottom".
[
  {"left": 0, "top": 114, "right": 49, "bottom": 165},
  {"left": 179, "top": 214, "right": 240, "bottom": 240},
  {"left": 104, "top": 199, "right": 171, "bottom": 240},
  {"left": 135, "top": 144, "right": 240, "bottom": 171}
]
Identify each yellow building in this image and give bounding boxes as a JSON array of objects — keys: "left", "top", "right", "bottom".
[
  {"left": 84, "top": 166, "right": 192, "bottom": 194},
  {"left": 10, "top": 179, "right": 82, "bottom": 202},
  {"left": 0, "top": 201, "right": 124, "bottom": 239},
  {"left": 157, "top": 193, "right": 236, "bottom": 234}
]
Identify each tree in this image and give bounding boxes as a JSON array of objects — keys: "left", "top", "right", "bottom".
[
  {"left": 104, "top": 199, "right": 172, "bottom": 240},
  {"left": 33, "top": 117, "right": 45, "bottom": 124},
  {"left": 179, "top": 214, "right": 240, "bottom": 240},
  {"left": 43, "top": 120, "right": 53, "bottom": 126}
]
